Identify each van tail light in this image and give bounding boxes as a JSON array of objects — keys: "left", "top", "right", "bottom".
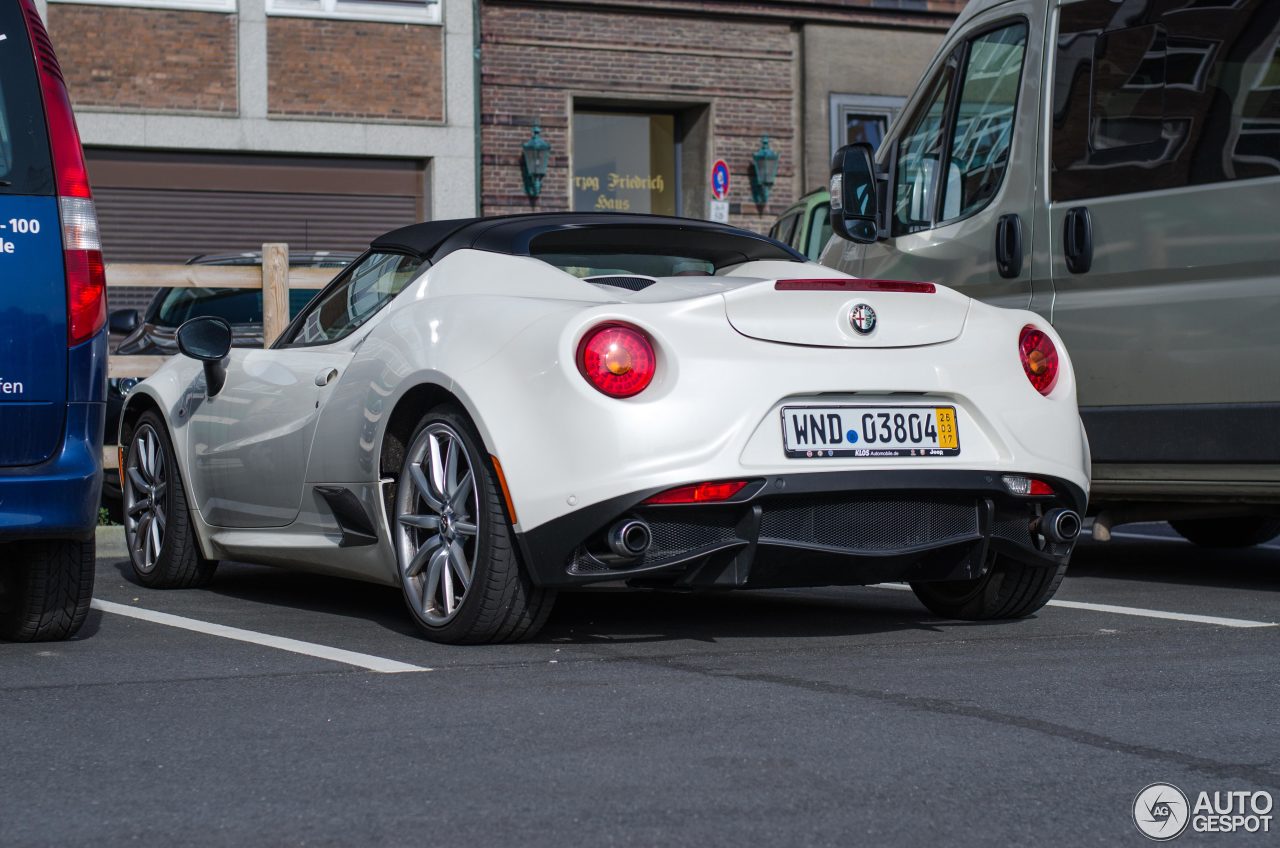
[
  {"left": 577, "top": 323, "right": 656, "bottom": 398},
  {"left": 19, "top": 0, "right": 106, "bottom": 346},
  {"left": 1018, "top": 325, "right": 1059, "bottom": 395},
  {"left": 643, "top": 480, "right": 749, "bottom": 505}
]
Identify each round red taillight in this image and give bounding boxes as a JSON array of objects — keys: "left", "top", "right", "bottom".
[
  {"left": 577, "top": 323, "right": 656, "bottom": 398},
  {"left": 1019, "top": 325, "right": 1059, "bottom": 395}
]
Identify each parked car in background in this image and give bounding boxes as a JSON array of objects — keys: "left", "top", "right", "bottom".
[
  {"left": 768, "top": 189, "right": 831, "bottom": 261},
  {"left": 0, "top": 0, "right": 105, "bottom": 641},
  {"left": 825, "top": 0, "right": 1280, "bottom": 547},
  {"left": 102, "top": 251, "right": 356, "bottom": 519}
]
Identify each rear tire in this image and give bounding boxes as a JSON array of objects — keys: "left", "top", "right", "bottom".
[
  {"left": 1170, "top": 517, "right": 1280, "bottom": 548},
  {"left": 122, "top": 412, "right": 217, "bottom": 589},
  {"left": 392, "top": 404, "right": 554, "bottom": 644},
  {"left": 0, "top": 538, "right": 95, "bottom": 642},
  {"left": 910, "top": 553, "right": 1067, "bottom": 620}
]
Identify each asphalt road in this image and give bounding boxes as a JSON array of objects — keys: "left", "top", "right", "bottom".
[{"left": 2, "top": 524, "right": 1277, "bottom": 846}]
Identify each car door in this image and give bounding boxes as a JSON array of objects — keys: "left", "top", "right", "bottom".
[
  {"left": 833, "top": 3, "right": 1044, "bottom": 310},
  {"left": 1041, "top": 0, "right": 1280, "bottom": 460},
  {"left": 186, "top": 252, "right": 423, "bottom": 528}
]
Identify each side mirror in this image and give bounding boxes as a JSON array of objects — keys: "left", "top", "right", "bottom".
[
  {"left": 829, "top": 142, "right": 880, "bottom": 244},
  {"left": 176, "top": 316, "right": 232, "bottom": 397},
  {"left": 108, "top": 308, "right": 141, "bottom": 335}
]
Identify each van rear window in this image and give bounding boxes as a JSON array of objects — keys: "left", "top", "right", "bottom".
[{"left": 0, "top": 2, "right": 54, "bottom": 196}]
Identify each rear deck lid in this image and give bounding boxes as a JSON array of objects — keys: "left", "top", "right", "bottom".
[
  {"left": 723, "top": 277, "right": 970, "bottom": 348},
  {"left": 0, "top": 0, "right": 67, "bottom": 466}
]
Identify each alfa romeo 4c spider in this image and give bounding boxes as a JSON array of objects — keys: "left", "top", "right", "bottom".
[{"left": 117, "top": 214, "right": 1089, "bottom": 643}]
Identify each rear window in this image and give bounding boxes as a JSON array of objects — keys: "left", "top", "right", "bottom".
[
  {"left": 536, "top": 252, "right": 714, "bottom": 278},
  {"left": 0, "top": 2, "right": 54, "bottom": 196}
]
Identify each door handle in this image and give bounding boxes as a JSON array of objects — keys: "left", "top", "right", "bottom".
[
  {"left": 995, "top": 213, "right": 1023, "bottom": 279},
  {"left": 315, "top": 367, "right": 339, "bottom": 387},
  {"left": 1063, "top": 206, "right": 1093, "bottom": 274}
]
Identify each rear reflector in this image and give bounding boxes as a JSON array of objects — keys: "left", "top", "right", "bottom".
[
  {"left": 775, "top": 279, "right": 936, "bottom": 293},
  {"left": 1002, "top": 475, "right": 1055, "bottom": 497},
  {"left": 643, "top": 480, "right": 749, "bottom": 505}
]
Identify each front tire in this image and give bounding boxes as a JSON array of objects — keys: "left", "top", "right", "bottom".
[
  {"left": 393, "top": 405, "right": 554, "bottom": 644},
  {"left": 122, "top": 412, "right": 217, "bottom": 589},
  {"left": 0, "top": 538, "right": 95, "bottom": 642},
  {"left": 910, "top": 553, "right": 1067, "bottom": 620},
  {"left": 1170, "top": 517, "right": 1280, "bottom": 548}
]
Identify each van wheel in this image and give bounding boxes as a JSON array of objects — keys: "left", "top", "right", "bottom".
[
  {"left": 910, "top": 554, "right": 1067, "bottom": 620},
  {"left": 122, "top": 412, "right": 217, "bottom": 588},
  {"left": 392, "top": 405, "right": 554, "bottom": 643},
  {"left": 0, "top": 538, "right": 95, "bottom": 642},
  {"left": 1170, "top": 517, "right": 1280, "bottom": 548}
]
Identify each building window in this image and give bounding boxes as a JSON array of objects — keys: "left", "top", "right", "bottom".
[
  {"left": 829, "top": 93, "right": 905, "bottom": 159},
  {"left": 48, "top": 0, "right": 236, "bottom": 12},
  {"left": 571, "top": 111, "right": 679, "bottom": 215},
  {"left": 266, "top": 0, "right": 440, "bottom": 25}
]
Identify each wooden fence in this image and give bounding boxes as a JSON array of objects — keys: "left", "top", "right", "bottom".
[{"left": 106, "top": 242, "right": 336, "bottom": 380}]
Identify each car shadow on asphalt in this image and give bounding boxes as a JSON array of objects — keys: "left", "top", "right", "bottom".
[
  {"left": 104, "top": 556, "right": 1018, "bottom": 645},
  {"left": 1069, "top": 537, "right": 1280, "bottom": 593}
]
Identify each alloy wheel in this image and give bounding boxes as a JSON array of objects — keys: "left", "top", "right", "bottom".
[
  {"left": 394, "top": 422, "right": 481, "bottom": 626},
  {"left": 123, "top": 424, "right": 168, "bottom": 573}
]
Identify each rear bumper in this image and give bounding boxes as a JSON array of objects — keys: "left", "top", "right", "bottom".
[
  {"left": 516, "top": 469, "right": 1085, "bottom": 589},
  {"left": 0, "top": 401, "right": 105, "bottom": 542}
]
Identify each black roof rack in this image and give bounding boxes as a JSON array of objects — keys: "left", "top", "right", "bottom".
[{"left": 370, "top": 213, "right": 805, "bottom": 267}]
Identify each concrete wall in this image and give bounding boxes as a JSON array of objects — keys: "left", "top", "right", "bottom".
[{"left": 801, "top": 23, "right": 949, "bottom": 192}]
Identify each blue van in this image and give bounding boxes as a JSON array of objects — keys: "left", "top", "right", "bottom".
[{"left": 0, "top": 0, "right": 106, "bottom": 640}]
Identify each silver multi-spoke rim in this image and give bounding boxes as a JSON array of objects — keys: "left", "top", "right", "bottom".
[
  {"left": 394, "top": 423, "right": 481, "bottom": 626},
  {"left": 123, "top": 424, "right": 168, "bottom": 573}
]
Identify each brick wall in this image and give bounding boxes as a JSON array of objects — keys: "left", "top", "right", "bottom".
[
  {"left": 480, "top": 2, "right": 798, "bottom": 232},
  {"left": 267, "top": 18, "right": 445, "bottom": 122},
  {"left": 48, "top": 5, "right": 237, "bottom": 113}
]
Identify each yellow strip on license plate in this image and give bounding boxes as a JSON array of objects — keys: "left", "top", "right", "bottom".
[{"left": 935, "top": 407, "right": 958, "bottom": 450}]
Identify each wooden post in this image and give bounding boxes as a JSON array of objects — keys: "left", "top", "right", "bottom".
[{"left": 261, "top": 242, "right": 289, "bottom": 347}]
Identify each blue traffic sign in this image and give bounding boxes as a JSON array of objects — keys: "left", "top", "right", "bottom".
[{"left": 711, "top": 160, "right": 730, "bottom": 200}]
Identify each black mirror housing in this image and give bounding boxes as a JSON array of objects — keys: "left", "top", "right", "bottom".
[
  {"left": 176, "top": 316, "right": 232, "bottom": 397},
  {"left": 830, "top": 142, "right": 880, "bottom": 244},
  {"left": 108, "top": 308, "right": 141, "bottom": 335}
]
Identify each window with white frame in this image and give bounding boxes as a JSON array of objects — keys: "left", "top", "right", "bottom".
[
  {"left": 47, "top": 0, "right": 236, "bottom": 12},
  {"left": 266, "top": 0, "right": 440, "bottom": 25},
  {"left": 829, "top": 93, "right": 906, "bottom": 160}
]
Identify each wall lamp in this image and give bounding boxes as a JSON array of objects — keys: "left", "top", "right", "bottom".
[
  {"left": 751, "top": 135, "right": 779, "bottom": 205},
  {"left": 522, "top": 122, "right": 551, "bottom": 199}
]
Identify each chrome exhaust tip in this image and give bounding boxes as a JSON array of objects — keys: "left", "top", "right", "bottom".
[
  {"left": 1041, "top": 508, "right": 1082, "bottom": 544},
  {"left": 608, "top": 518, "right": 652, "bottom": 559}
]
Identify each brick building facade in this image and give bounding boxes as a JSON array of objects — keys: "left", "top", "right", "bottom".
[
  {"left": 36, "top": 0, "right": 476, "bottom": 310},
  {"left": 479, "top": 0, "right": 962, "bottom": 231}
]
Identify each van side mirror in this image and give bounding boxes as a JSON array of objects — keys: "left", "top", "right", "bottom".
[
  {"left": 830, "top": 142, "right": 880, "bottom": 244},
  {"left": 176, "top": 316, "right": 232, "bottom": 397}
]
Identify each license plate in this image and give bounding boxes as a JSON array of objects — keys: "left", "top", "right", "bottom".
[{"left": 781, "top": 405, "right": 960, "bottom": 458}]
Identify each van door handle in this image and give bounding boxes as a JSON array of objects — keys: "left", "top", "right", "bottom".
[
  {"left": 315, "top": 367, "right": 339, "bottom": 387},
  {"left": 995, "top": 213, "right": 1023, "bottom": 279},
  {"left": 1063, "top": 206, "right": 1093, "bottom": 274}
]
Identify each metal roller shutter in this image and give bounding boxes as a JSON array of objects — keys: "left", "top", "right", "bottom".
[{"left": 86, "top": 149, "right": 427, "bottom": 311}]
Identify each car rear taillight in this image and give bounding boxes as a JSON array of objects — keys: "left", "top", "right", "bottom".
[
  {"left": 1002, "top": 475, "right": 1055, "bottom": 497},
  {"left": 1018, "top": 325, "right": 1059, "bottom": 396},
  {"left": 774, "top": 279, "right": 936, "bottom": 293},
  {"left": 643, "top": 480, "right": 749, "bottom": 505},
  {"left": 577, "top": 323, "right": 656, "bottom": 398},
  {"left": 19, "top": 0, "right": 105, "bottom": 346}
]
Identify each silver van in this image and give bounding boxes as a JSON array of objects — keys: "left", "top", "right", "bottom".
[{"left": 824, "top": 0, "right": 1280, "bottom": 547}]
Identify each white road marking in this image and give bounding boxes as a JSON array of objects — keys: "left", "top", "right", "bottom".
[
  {"left": 91, "top": 599, "right": 431, "bottom": 673},
  {"left": 868, "top": 584, "right": 1277, "bottom": 628}
]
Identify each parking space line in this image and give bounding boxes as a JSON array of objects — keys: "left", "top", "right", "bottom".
[
  {"left": 91, "top": 599, "right": 432, "bottom": 673},
  {"left": 868, "top": 584, "right": 1278, "bottom": 628}
]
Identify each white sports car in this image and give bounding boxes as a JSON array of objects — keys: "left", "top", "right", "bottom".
[{"left": 117, "top": 213, "right": 1090, "bottom": 644}]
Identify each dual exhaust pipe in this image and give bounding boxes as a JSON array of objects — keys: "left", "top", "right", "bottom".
[{"left": 1038, "top": 508, "right": 1082, "bottom": 544}]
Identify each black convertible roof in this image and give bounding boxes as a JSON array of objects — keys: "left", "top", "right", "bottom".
[{"left": 370, "top": 213, "right": 806, "bottom": 267}]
